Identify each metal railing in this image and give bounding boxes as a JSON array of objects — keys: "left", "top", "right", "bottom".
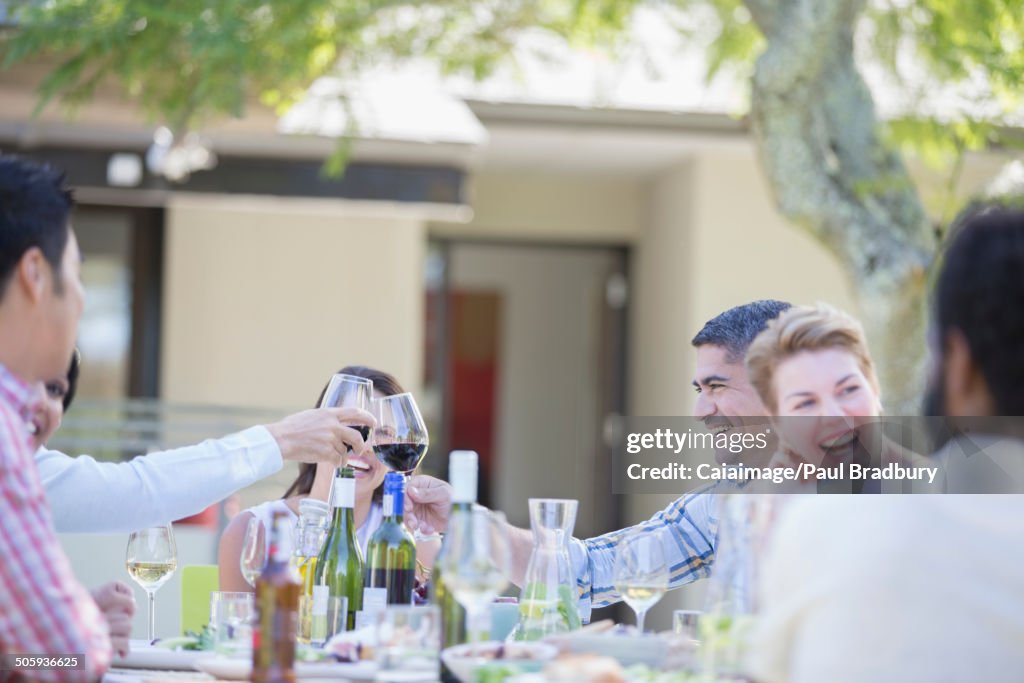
[{"left": 49, "top": 397, "right": 295, "bottom": 461}]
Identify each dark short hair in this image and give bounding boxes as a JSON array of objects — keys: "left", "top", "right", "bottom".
[
  {"left": 0, "top": 156, "right": 74, "bottom": 299},
  {"left": 935, "top": 205, "right": 1024, "bottom": 414},
  {"left": 691, "top": 300, "right": 793, "bottom": 362}
]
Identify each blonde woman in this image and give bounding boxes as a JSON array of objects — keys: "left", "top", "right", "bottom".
[{"left": 744, "top": 303, "right": 886, "bottom": 479}]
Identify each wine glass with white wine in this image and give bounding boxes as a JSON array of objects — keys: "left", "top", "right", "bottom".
[
  {"left": 613, "top": 532, "right": 669, "bottom": 634},
  {"left": 240, "top": 516, "right": 266, "bottom": 588},
  {"left": 439, "top": 507, "right": 511, "bottom": 644},
  {"left": 126, "top": 525, "right": 178, "bottom": 642}
]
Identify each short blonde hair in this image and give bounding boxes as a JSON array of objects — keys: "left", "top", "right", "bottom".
[{"left": 745, "top": 304, "right": 880, "bottom": 413}]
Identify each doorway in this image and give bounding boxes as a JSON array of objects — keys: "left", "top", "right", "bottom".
[{"left": 425, "top": 241, "right": 629, "bottom": 539}]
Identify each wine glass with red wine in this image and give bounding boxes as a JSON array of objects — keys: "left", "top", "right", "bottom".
[
  {"left": 371, "top": 392, "right": 429, "bottom": 474},
  {"left": 371, "top": 393, "right": 430, "bottom": 539}
]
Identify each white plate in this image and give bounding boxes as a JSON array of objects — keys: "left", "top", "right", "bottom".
[
  {"left": 194, "top": 655, "right": 378, "bottom": 681},
  {"left": 441, "top": 642, "right": 557, "bottom": 683},
  {"left": 113, "top": 642, "right": 207, "bottom": 670}
]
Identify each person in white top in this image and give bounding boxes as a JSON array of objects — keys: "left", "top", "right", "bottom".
[
  {"left": 28, "top": 351, "right": 375, "bottom": 533},
  {"left": 748, "top": 205, "right": 1024, "bottom": 682},
  {"left": 218, "top": 365, "right": 440, "bottom": 592}
]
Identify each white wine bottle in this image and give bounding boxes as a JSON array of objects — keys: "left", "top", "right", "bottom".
[
  {"left": 312, "top": 467, "right": 363, "bottom": 640},
  {"left": 431, "top": 450, "right": 478, "bottom": 647}
]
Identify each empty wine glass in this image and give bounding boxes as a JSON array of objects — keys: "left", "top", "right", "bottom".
[
  {"left": 240, "top": 516, "right": 266, "bottom": 588},
  {"left": 439, "top": 508, "right": 510, "bottom": 643},
  {"left": 126, "top": 525, "right": 178, "bottom": 642},
  {"left": 613, "top": 532, "right": 669, "bottom": 634}
]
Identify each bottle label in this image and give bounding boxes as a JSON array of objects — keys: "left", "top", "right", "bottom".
[
  {"left": 311, "top": 585, "right": 329, "bottom": 617},
  {"left": 355, "top": 587, "right": 387, "bottom": 629},
  {"left": 332, "top": 478, "right": 355, "bottom": 509},
  {"left": 272, "top": 516, "right": 293, "bottom": 562},
  {"left": 383, "top": 493, "right": 394, "bottom": 517}
]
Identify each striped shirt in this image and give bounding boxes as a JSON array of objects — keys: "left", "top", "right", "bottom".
[
  {"left": 0, "top": 363, "right": 111, "bottom": 682},
  {"left": 570, "top": 486, "right": 720, "bottom": 621}
]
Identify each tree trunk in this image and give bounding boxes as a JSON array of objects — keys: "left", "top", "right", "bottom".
[{"left": 744, "top": 0, "right": 936, "bottom": 414}]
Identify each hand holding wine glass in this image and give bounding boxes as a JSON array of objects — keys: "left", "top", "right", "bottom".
[
  {"left": 126, "top": 525, "right": 177, "bottom": 643},
  {"left": 320, "top": 373, "right": 373, "bottom": 440},
  {"left": 613, "top": 533, "right": 669, "bottom": 634},
  {"left": 240, "top": 516, "right": 266, "bottom": 588}
]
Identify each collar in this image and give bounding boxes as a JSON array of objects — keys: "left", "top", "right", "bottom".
[{"left": 0, "top": 362, "right": 41, "bottom": 431}]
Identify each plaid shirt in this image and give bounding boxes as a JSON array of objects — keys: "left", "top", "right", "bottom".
[
  {"left": 0, "top": 364, "right": 111, "bottom": 682},
  {"left": 571, "top": 486, "right": 720, "bottom": 621}
]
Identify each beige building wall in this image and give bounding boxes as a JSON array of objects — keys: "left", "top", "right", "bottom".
[
  {"left": 161, "top": 195, "right": 427, "bottom": 409},
  {"left": 434, "top": 171, "right": 644, "bottom": 244}
]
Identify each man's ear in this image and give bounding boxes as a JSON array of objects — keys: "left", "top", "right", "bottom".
[
  {"left": 943, "top": 328, "right": 995, "bottom": 417},
  {"left": 16, "top": 247, "right": 48, "bottom": 304}
]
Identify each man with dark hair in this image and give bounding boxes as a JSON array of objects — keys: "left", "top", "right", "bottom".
[
  {"left": 407, "top": 299, "right": 791, "bottom": 619},
  {"left": 691, "top": 299, "right": 794, "bottom": 362},
  {"left": 691, "top": 300, "right": 791, "bottom": 465},
  {"left": 0, "top": 155, "right": 112, "bottom": 680},
  {"left": 752, "top": 208, "right": 1024, "bottom": 682}
]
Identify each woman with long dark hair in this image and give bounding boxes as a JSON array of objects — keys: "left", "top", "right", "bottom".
[{"left": 217, "top": 365, "right": 438, "bottom": 591}]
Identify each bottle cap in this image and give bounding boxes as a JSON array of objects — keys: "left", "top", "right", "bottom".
[
  {"left": 449, "top": 450, "right": 479, "bottom": 504},
  {"left": 383, "top": 471, "right": 405, "bottom": 495}
]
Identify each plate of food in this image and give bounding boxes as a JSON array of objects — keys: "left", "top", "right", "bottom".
[
  {"left": 541, "top": 621, "right": 689, "bottom": 669},
  {"left": 441, "top": 641, "right": 558, "bottom": 683}
]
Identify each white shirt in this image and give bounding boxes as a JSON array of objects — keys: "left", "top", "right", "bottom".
[
  {"left": 37, "top": 426, "right": 283, "bottom": 533},
  {"left": 752, "top": 493, "right": 1024, "bottom": 683}
]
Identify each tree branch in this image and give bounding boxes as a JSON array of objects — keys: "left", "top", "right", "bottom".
[
  {"left": 747, "top": 0, "right": 934, "bottom": 412},
  {"left": 743, "top": 0, "right": 782, "bottom": 38}
]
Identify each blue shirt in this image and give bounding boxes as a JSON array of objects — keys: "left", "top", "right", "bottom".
[{"left": 569, "top": 485, "right": 720, "bottom": 622}]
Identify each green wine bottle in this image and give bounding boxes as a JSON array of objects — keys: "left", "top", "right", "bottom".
[
  {"left": 431, "top": 450, "right": 478, "bottom": 647},
  {"left": 364, "top": 472, "right": 417, "bottom": 607},
  {"left": 312, "top": 467, "right": 363, "bottom": 640}
]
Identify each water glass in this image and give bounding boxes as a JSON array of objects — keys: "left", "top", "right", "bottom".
[
  {"left": 374, "top": 605, "right": 440, "bottom": 681},
  {"left": 310, "top": 595, "right": 347, "bottom": 647},
  {"left": 491, "top": 599, "right": 519, "bottom": 642},
  {"left": 210, "top": 591, "right": 254, "bottom": 657},
  {"left": 673, "top": 610, "right": 702, "bottom": 641}
]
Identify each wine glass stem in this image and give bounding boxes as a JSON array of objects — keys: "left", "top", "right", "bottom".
[
  {"left": 148, "top": 591, "right": 156, "bottom": 642},
  {"left": 467, "top": 606, "right": 487, "bottom": 644},
  {"left": 636, "top": 608, "right": 646, "bottom": 634}
]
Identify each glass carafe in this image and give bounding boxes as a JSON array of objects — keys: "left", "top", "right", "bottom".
[
  {"left": 700, "top": 495, "right": 776, "bottom": 678},
  {"left": 512, "top": 498, "right": 582, "bottom": 640}
]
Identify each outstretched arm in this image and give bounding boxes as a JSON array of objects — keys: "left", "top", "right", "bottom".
[{"left": 40, "top": 407, "right": 373, "bottom": 533}]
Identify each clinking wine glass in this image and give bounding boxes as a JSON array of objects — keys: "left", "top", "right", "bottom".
[
  {"left": 319, "top": 372, "right": 373, "bottom": 424},
  {"left": 440, "top": 508, "right": 511, "bottom": 644},
  {"left": 321, "top": 373, "right": 374, "bottom": 499},
  {"left": 240, "top": 517, "right": 266, "bottom": 588},
  {"left": 613, "top": 532, "right": 669, "bottom": 634},
  {"left": 371, "top": 392, "right": 431, "bottom": 539},
  {"left": 126, "top": 525, "right": 178, "bottom": 642}
]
